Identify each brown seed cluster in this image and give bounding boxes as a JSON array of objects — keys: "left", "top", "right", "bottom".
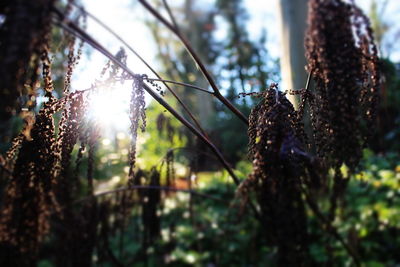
[
  {"left": 54, "top": 91, "right": 88, "bottom": 201},
  {"left": 242, "top": 0, "right": 381, "bottom": 263},
  {"left": 128, "top": 76, "right": 147, "bottom": 184},
  {"left": 305, "top": 0, "right": 380, "bottom": 170},
  {"left": 0, "top": 99, "right": 60, "bottom": 254},
  {"left": 156, "top": 113, "right": 176, "bottom": 143},
  {"left": 244, "top": 85, "right": 310, "bottom": 264},
  {"left": 0, "top": 0, "right": 55, "bottom": 121}
]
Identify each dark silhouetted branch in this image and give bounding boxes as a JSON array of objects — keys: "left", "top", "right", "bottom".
[
  {"left": 145, "top": 78, "right": 213, "bottom": 94},
  {"left": 137, "top": 0, "right": 249, "bottom": 125}
]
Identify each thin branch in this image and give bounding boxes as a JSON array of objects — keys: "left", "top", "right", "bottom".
[
  {"left": 145, "top": 78, "right": 213, "bottom": 94},
  {"left": 137, "top": 0, "right": 249, "bottom": 125},
  {"left": 70, "top": 3, "right": 209, "bottom": 138},
  {"left": 74, "top": 78, "right": 212, "bottom": 95},
  {"left": 305, "top": 71, "right": 312, "bottom": 91},
  {"left": 161, "top": 0, "right": 180, "bottom": 34},
  {"left": 93, "top": 185, "right": 229, "bottom": 203},
  {"left": 302, "top": 187, "right": 360, "bottom": 267}
]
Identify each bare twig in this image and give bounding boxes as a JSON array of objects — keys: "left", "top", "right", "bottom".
[
  {"left": 76, "top": 78, "right": 212, "bottom": 95},
  {"left": 137, "top": 0, "right": 249, "bottom": 125},
  {"left": 161, "top": 0, "right": 181, "bottom": 34},
  {"left": 145, "top": 78, "right": 213, "bottom": 94},
  {"left": 305, "top": 71, "right": 312, "bottom": 91}
]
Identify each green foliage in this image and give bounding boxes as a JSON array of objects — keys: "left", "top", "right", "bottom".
[
  {"left": 88, "top": 170, "right": 272, "bottom": 266},
  {"left": 138, "top": 101, "right": 187, "bottom": 169},
  {"left": 72, "top": 149, "right": 399, "bottom": 266},
  {"left": 307, "top": 150, "right": 400, "bottom": 265}
]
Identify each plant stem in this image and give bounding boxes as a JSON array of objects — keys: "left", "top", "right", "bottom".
[
  {"left": 161, "top": 0, "right": 180, "bottom": 34},
  {"left": 138, "top": 0, "right": 249, "bottom": 125},
  {"left": 144, "top": 78, "right": 212, "bottom": 94}
]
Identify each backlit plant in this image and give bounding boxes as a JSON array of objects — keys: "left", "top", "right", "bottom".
[{"left": 0, "top": 0, "right": 383, "bottom": 266}]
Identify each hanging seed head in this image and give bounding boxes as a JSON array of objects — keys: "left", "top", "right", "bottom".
[
  {"left": 0, "top": 99, "right": 60, "bottom": 254},
  {"left": 109, "top": 47, "right": 127, "bottom": 79},
  {"left": 305, "top": 0, "right": 381, "bottom": 170},
  {"left": 63, "top": 34, "right": 79, "bottom": 94},
  {"left": 128, "top": 76, "right": 147, "bottom": 185},
  {"left": 0, "top": 0, "right": 55, "bottom": 121},
  {"left": 55, "top": 92, "right": 87, "bottom": 170},
  {"left": 242, "top": 84, "right": 311, "bottom": 263},
  {"left": 247, "top": 85, "right": 308, "bottom": 184},
  {"left": 156, "top": 113, "right": 175, "bottom": 143},
  {"left": 143, "top": 74, "right": 165, "bottom": 96}
]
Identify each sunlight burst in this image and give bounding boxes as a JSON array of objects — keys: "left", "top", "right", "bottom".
[{"left": 88, "top": 85, "right": 131, "bottom": 130}]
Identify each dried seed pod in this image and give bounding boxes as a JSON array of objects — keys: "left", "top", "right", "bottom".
[
  {"left": 53, "top": 92, "right": 89, "bottom": 203},
  {"left": 156, "top": 112, "right": 167, "bottom": 135},
  {"left": 305, "top": 0, "right": 380, "bottom": 170},
  {"left": 0, "top": 0, "right": 55, "bottom": 121},
  {"left": 143, "top": 74, "right": 165, "bottom": 95},
  {"left": 52, "top": 198, "right": 100, "bottom": 267},
  {"left": 0, "top": 100, "right": 60, "bottom": 255},
  {"left": 41, "top": 41, "right": 54, "bottom": 96},
  {"left": 63, "top": 35, "right": 77, "bottom": 94},
  {"left": 128, "top": 76, "right": 146, "bottom": 184},
  {"left": 353, "top": 6, "right": 380, "bottom": 131},
  {"left": 243, "top": 85, "right": 311, "bottom": 265},
  {"left": 3, "top": 133, "right": 25, "bottom": 172},
  {"left": 156, "top": 113, "right": 175, "bottom": 143}
]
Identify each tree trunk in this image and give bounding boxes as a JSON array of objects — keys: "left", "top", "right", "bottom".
[
  {"left": 184, "top": 0, "right": 214, "bottom": 129},
  {"left": 278, "top": 0, "right": 309, "bottom": 108}
]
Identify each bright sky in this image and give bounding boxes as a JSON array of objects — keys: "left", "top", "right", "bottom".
[{"left": 73, "top": 0, "right": 400, "bottom": 132}]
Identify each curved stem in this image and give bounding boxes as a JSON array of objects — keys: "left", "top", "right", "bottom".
[
  {"left": 305, "top": 71, "right": 312, "bottom": 91},
  {"left": 138, "top": 0, "right": 249, "bottom": 125},
  {"left": 161, "top": 0, "right": 180, "bottom": 34},
  {"left": 145, "top": 78, "right": 213, "bottom": 94}
]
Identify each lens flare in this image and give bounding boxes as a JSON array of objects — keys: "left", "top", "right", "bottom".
[{"left": 88, "top": 85, "right": 131, "bottom": 130}]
